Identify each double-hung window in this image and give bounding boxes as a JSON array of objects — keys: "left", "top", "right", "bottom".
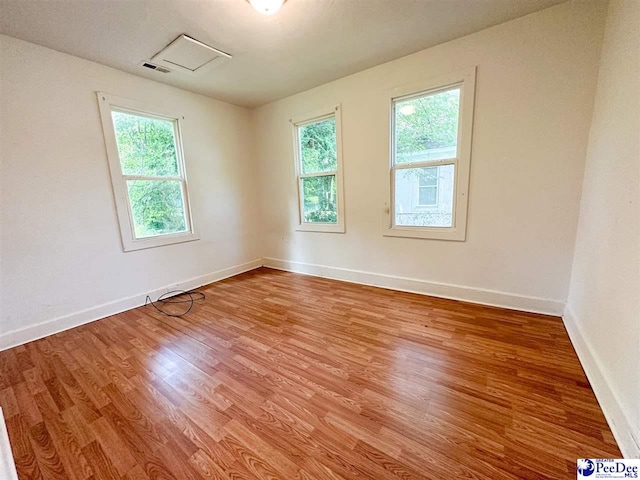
[
  {"left": 97, "top": 93, "right": 198, "bottom": 251},
  {"left": 291, "top": 105, "right": 345, "bottom": 233},
  {"left": 386, "top": 67, "right": 476, "bottom": 241}
]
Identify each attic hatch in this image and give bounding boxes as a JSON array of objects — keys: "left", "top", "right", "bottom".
[{"left": 150, "top": 34, "right": 231, "bottom": 74}]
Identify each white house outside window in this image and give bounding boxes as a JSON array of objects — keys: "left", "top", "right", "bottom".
[{"left": 417, "top": 167, "right": 439, "bottom": 206}]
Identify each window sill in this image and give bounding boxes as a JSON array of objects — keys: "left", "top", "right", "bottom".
[
  {"left": 122, "top": 232, "right": 200, "bottom": 252},
  {"left": 384, "top": 226, "right": 465, "bottom": 241},
  {"left": 296, "top": 223, "right": 345, "bottom": 234}
]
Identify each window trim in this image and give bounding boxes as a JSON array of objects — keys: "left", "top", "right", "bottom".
[
  {"left": 290, "top": 104, "right": 345, "bottom": 233},
  {"left": 97, "top": 92, "right": 199, "bottom": 251},
  {"left": 384, "top": 67, "right": 476, "bottom": 241}
]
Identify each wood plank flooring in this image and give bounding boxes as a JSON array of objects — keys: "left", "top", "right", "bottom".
[{"left": 0, "top": 267, "right": 620, "bottom": 479}]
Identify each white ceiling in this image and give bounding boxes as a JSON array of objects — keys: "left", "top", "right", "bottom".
[{"left": 0, "top": 0, "right": 564, "bottom": 107}]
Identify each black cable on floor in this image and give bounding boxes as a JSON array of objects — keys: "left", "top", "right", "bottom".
[{"left": 144, "top": 289, "right": 205, "bottom": 317}]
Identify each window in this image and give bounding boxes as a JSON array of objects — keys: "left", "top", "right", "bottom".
[
  {"left": 386, "top": 67, "right": 476, "bottom": 241},
  {"left": 97, "top": 93, "right": 198, "bottom": 251},
  {"left": 291, "top": 105, "right": 345, "bottom": 233}
]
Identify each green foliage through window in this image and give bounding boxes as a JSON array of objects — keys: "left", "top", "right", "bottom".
[
  {"left": 112, "top": 111, "right": 179, "bottom": 176},
  {"left": 395, "top": 87, "right": 460, "bottom": 163},
  {"left": 302, "top": 175, "right": 337, "bottom": 223},
  {"left": 300, "top": 118, "right": 337, "bottom": 174},
  {"left": 126, "top": 180, "right": 186, "bottom": 238},
  {"left": 298, "top": 117, "right": 338, "bottom": 223},
  {"left": 112, "top": 111, "right": 188, "bottom": 238}
]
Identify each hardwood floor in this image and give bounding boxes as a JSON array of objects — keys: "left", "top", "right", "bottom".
[{"left": 0, "top": 267, "right": 620, "bottom": 479}]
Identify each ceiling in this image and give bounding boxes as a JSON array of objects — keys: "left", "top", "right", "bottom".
[{"left": 0, "top": 0, "right": 564, "bottom": 108}]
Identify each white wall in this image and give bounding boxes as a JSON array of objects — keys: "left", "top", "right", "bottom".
[
  {"left": 0, "top": 35, "right": 261, "bottom": 348},
  {"left": 564, "top": 0, "right": 640, "bottom": 458},
  {"left": 253, "top": 1, "right": 606, "bottom": 313}
]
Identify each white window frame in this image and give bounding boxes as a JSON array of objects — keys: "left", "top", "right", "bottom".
[
  {"left": 384, "top": 67, "right": 476, "bottom": 241},
  {"left": 290, "top": 104, "right": 345, "bottom": 233},
  {"left": 97, "top": 92, "right": 199, "bottom": 251}
]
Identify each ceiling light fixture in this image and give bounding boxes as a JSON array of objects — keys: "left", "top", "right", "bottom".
[{"left": 248, "top": 0, "right": 286, "bottom": 15}]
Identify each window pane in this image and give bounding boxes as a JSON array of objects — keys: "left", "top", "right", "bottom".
[
  {"left": 301, "top": 175, "right": 337, "bottom": 223},
  {"left": 112, "top": 111, "right": 179, "bottom": 177},
  {"left": 299, "top": 118, "right": 337, "bottom": 174},
  {"left": 419, "top": 170, "right": 438, "bottom": 187},
  {"left": 418, "top": 186, "right": 437, "bottom": 206},
  {"left": 126, "top": 180, "right": 187, "bottom": 238},
  {"left": 395, "top": 87, "right": 460, "bottom": 164},
  {"left": 394, "top": 165, "right": 454, "bottom": 227}
]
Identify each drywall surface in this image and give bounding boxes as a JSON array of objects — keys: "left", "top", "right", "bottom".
[
  {"left": 565, "top": 0, "right": 640, "bottom": 457},
  {"left": 252, "top": 2, "right": 606, "bottom": 306},
  {"left": 0, "top": 35, "right": 261, "bottom": 338}
]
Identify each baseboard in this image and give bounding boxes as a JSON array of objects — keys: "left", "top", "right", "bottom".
[
  {"left": 563, "top": 306, "right": 640, "bottom": 459},
  {"left": 0, "top": 258, "right": 263, "bottom": 352},
  {"left": 262, "top": 257, "right": 564, "bottom": 316}
]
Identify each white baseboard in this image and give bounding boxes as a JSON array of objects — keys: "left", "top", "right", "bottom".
[
  {"left": 262, "top": 257, "right": 564, "bottom": 316},
  {"left": 563, "top": 306, "right": 640, "bottom": 459},
  {"left": 0, "top": 258, "right": 263, "bottom": 352}
]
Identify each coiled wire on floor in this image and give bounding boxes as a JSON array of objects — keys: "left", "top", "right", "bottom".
[{"left": 144, "top": 290, "right": 205, "bottom": 317}]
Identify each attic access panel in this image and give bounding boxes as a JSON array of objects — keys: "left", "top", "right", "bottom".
[{"left": 151, "top": 34, "right": 231, "bottom": 74}]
